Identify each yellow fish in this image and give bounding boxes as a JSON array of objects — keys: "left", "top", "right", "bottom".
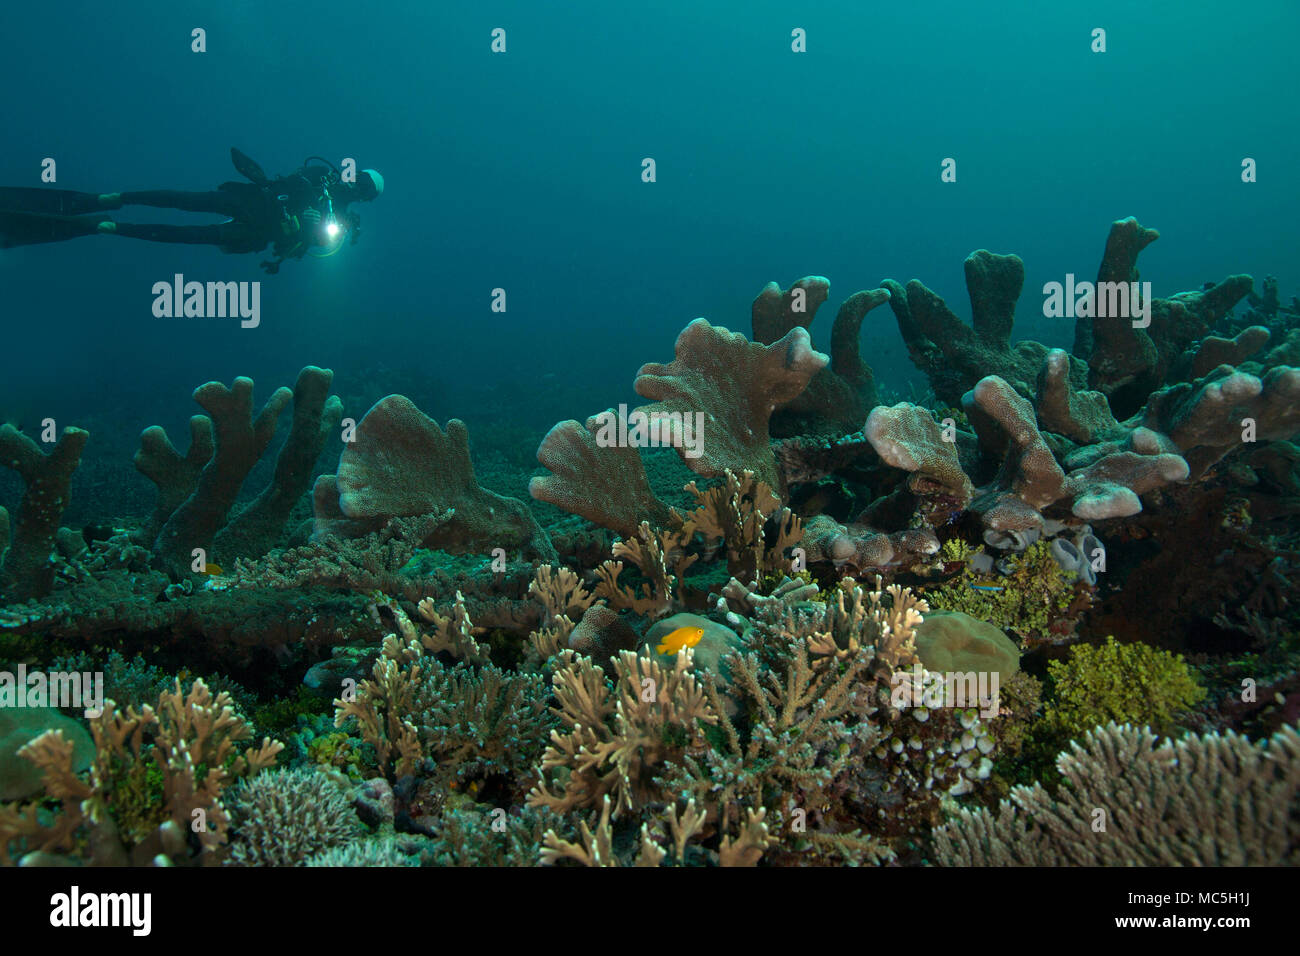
[
  {"left": 202, "top": 563, "right": 224, "bottom": 576},
  {"left": 656, "top": 626, "right": 704, "bottom": 656}
]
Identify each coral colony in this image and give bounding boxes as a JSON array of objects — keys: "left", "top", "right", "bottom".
[{"left": 2, "top": 216, "right": 1299, "bottom": 868}]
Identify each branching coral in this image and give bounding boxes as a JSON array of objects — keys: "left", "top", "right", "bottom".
[
  {"left": 528, "top": 648, "right": 718, "bottom": 816},
  {"left": 0, "top": 678, "right": 282, "bottom": 866},
  {"left": 685, "top": 469, "right": 801, "bottom": 582},
  {"left": 334, "top": 596, "right": 551, "bottom": 787},
  {"left": 934, "top": 722, "right": 1300, "bottom": 865}
]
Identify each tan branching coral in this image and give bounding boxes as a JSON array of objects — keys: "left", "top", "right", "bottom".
[
  {"left": 335, "top": 598, "right": 551, "bottom": 785},
  {"left": 717, "top": 808, "right": 772, "bottom": 867},
  {"left": 529, "top": 648, "right": 718, "bottom": 816},
  {"left": 539, "top": 795, "right": 667, "bottom": 867},
  {"left": 526, "top": 564, "right": 598, "bottom": 658},
  {"left": 416, "top": 593, "right": 490, "bottom": 663},
  {"left": 686, "top": 469, "right": 802, "bottom": 581},
  {"left": 934, "top": 722, "right": 1300, "bottom": 866},
  {"left": 590, "top": 520, "right": 696, "bottom": 620},
  {"left": 0, "top": 679, "right": 282, "bottom": 865}
]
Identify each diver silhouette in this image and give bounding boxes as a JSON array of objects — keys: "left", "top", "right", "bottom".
[{"left": 0, "top": 149, "right": 383, "bottom": 274}]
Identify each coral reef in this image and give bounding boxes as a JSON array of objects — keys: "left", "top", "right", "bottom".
[{"left": 1, "top": 215, "right": 1296, "bottom": 872}]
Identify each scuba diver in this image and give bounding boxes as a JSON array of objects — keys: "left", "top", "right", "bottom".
[{"left": 0, "top": 149, "right": 383, "bottom": 274}]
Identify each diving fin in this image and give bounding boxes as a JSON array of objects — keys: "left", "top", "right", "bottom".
[
  {"left": 231, "top": 147, "right": 270, "bottom": 186},
  {"left": 0, "top": 210, "right": 106, "bottom": 248},
  {"left": 0, "top": 187, "right": 119, "bottom": 217}
]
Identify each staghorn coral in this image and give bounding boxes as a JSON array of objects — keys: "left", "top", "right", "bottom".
[
  {"left": 428, "top": 804, "right": 563, "bottom": 866},
  {"left": 334, "top": 598, "right": 551, "bottom": 787},
  {"left": 0, "top": 678, "right": 282, "bottom": 866},
  {"left": 0, "top": 422, "right": 89, "bottom": 601},
  {"left": 686, "top": 468, "right": 801, "bottom": 582},
  {"left": 540, "top": 794, "right": 669, "bottom": 867},
  {"left": 934, "top": 722, "right": 1300, "bottom": 866},
  {"left": 528, "top": 648, "right": 718, "bottom": 816},
  {"left": 226, "top": 767, "right": 361, "bottom": 866},
  {"left": 676, "top": 577, "right": 993, "bottom": 855},
  {"left": 306, "top": 836, "right": 416, "bottom": 867}
]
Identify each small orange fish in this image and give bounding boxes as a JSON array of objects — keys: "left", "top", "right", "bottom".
[
  {"left": 202, "top": 563, "right": 224, "bottom": 576},
  {"left": 656, "top": 626, "right": 704, "bottom": 656}
]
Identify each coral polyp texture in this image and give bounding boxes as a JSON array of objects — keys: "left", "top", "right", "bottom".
[{"left": 2, "top": 217, "right": 1298, "bottom": 872}]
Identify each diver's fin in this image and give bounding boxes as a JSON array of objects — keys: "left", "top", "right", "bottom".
[
  {"left": 0, "top": 210, "right": 105, "bottom": 248},
  {"left": 0, "top": 186, "right": 118, "bottom": 217},
  {"left": 230, "top": 147, "right": 270, "bottom": 186}
]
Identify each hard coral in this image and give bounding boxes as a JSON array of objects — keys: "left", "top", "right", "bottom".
[
  {"left": 0, "top": 678, "right": 282, "bottom": 866},
  {"left": 935, "top": 722, "right": 1300, "bottom": 865},
  {"left": 316, "top": 394, "right": 555, "bottom": 561},
  {"left": 227, "top": 767, "right": 361, "bottom": 866},
  {"left": 0, "top": 422, "right": 89, "bottom": 600}
]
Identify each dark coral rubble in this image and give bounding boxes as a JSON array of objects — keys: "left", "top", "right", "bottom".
[{"left": 2, "top": 218, "right": 1299, "bottom": 867}]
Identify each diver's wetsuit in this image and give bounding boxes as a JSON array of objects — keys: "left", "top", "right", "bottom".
[
  {"left": 103, "top": 184, "right": 272, "bottom": 251},
  {"left": 0, "top": 149, "right": 364, "bottom": 272}
]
